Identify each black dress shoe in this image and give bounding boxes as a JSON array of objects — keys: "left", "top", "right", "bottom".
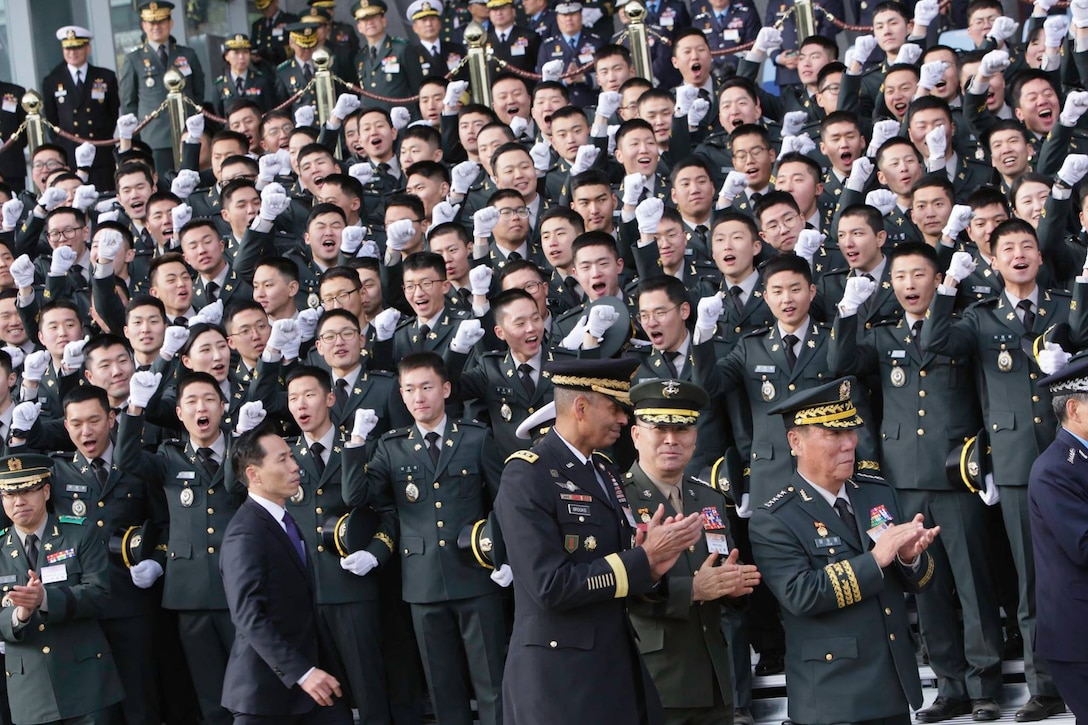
[
  {"left": 1004, "top": 631, "right": 1024, "bottom": 659},
  {"left": 754, "top": 653, "right": 784, "bottom": 676},
  {"left": 733, "top": 708, "right": 754, "bottom": 725},
  {"left": 916, "top": 697, "right": 972, "bottom": 723},
  {"left": 972, "top": 698, "right": 1001, "bottom": 721},
  {"left": 1015, "top": 696, "right": 1066, "bottom": 722}
]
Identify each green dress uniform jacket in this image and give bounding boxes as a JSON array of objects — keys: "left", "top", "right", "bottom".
[
  {"left": 211, "top": 68, "right": 278, "bottom": 116},
  {"left": 119, "top": 40, "right": 205, "bottom": 151},
  {"left": 250, "top": 10, "right": 299, "bottom": 67},
  {"left": 354, "top": 36, "right": 423, "bottom": 112}
]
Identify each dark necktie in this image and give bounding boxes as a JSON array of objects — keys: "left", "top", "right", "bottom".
[
  {"left": 912, "top": 319, "right": 923, "bottom": 356},
  {"left": 694, "top": 225, "right": 708, "bottom": 247},
  {"left": 833, "top": 498, "right": 860, "bottom": 542},
  {"left": 585, "top": 459, "right": 610, "bottom": 499},
  {"left": 75, "top": 70, "right": 84, "bottom": 94},
  {"left": 750, "top": 191, "right": 763, "bottom": 203},
  {"left": 519, "top": 363, "right": 536, "bottom": 398},
  {"left": 197, "top": 447, "right": 219, "bottom": 477},
  {"left": 729, "top": 285, "right": 745, "bottom": 315},
  {"left": 456, "top": 287, "right": 472, "bottom": 305},
  {"left": 206, "top": 281, "right": 219, "bottom": 303},
  {"left": 235, "top": 76, "right": 244, "bottom": 96},
  {"left": 664, "top": 350, "right": 682, "bottom": 378},
  {"left": 783, "top": 333, "right": 799, "bottom": 370},
  {"left": 419, "top": 325, "right": 431, "bottom": 348},
  {"left": 281, "top": 511, "right": 307, "bottom": 564},
  {"left": 1018, "top": 299, "right": 1036, "bottom": 333},
  {"left": 430, "top": 44, "right": 438, "bottom": 56},
  {"left": 507, "top": 251, "right": 522, "bottom": 262},
  {"left": 302, "top": 63, "right": 313, "bottom": 83},
  {"left": 23, "top": 534, "right": 38, "bottom": 569},
  {"left": 92, "top": 457, "right": 109, "bottom": 488},
  {"left": 174, "top": 316, "right": 188, "bottom": 327},
  {"left": 310, "top": 441, "right": 326, "bottom": 476},
  {"left": 159, "top": 45, "right": 169, "bottom": 69},
  {"left": 370, "top": 46, "right": 378, "bottom": 61},
  {"left": 425, "top": 431, "right": 441, "bottom": 466},
  {"left": 698, "top": 88, "right": 712, "bottom": 105},
  {"left": 335, "top": 379, "right": 349, "bottom": 409}
]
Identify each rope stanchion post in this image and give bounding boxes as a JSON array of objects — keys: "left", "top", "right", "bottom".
[
  {"left": 796, "top": 0, "right": 817, "bottom": 41},
  {"left": 625, "top": 0, "right": 654, "bottom": 84},
  {"left": 164, "top": 69, "right": 188, "bottom": 171},
  {"left": 465, "top": 22, "right": 491, "bottom": 107},
  {"left": 313, "top": 48, "right": 336, "bottom": 127},
  {"left": 20, "top": 91, "right": 45, "bottom": 193}
]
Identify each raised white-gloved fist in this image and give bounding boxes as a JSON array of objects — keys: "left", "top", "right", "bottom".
[
  {"left": 559, "top": 316, "right": 589, "bottom": 350},
  {"left": 1, "top": 199, "right": 23, "bottom": 230},
  {"left": 987, "top": 16, "right": 1019, "bottom": 43},
  {"left": 1044, "top": 16, "right": 1070, "bottom": 47},
  {"left": 62, "top": 335, "right": 91, "bottom": 370},
  {"left": 170, "top": 203, "right": 193, "bottom": 234},
  {"left": 170, "top": 169, "right": 200, "bottom": 200},
  {"left": 450, "top": 319, "right": 485, "bottom": 353},
  {"left": 293, "top": 105, "right": 315, "bottom": 128},
  {"left": 846, "top": 157, "right": 874, "bottom": 192},
  {"left": 331, "top": 93, "right": 361, "bottom": 122},
  {"left": 444, "top": 80, "right": 469, "bottom": 108},
  {"left": 979, "top": 49, "right": 1011, "bottom": 76},
  {"left": 257, "top": 152, "right": 284, "bottom": 184},
  {"left": 353, "top": 409, "right": 379, "bottom": 440},
  {"left": 490, "top": 563, "right": 513, "bottom": 587},
  {"left": 357, "top": 240, "right": 379, "bottom": 259},
  {"left": 116, "top": 114, "right": 138, "bottom": 140},
  {"left": 942, "top": 205, "right": 974, "bottom": 239},
  {"left": 432, "top": 201, "right": 461, "bottom": 225},
  {"left": 268, "top": 318, "right": 300, "bottom": 355},
  {"left": 1058, "top": 154, "right": 1088, "bottom": 186},
  {"left": 73, "top": 185, "right": 98, "bottom": 212},
  {"left": 582, "top": 6, "right": 604, "bottom": 25},
  {"left": 128, "top": 371, "right": 163, "bottom": 409},
  {"left": 530, "top": 140, "right": 552, "bottom": 173},
  {"left": 160, "top": 326, "right": 191, "bottom": 359},
  {"left": 852, "top": 35, "right": 878, "bottom": 65},
  {"left": 9, "top": 254, "right": 35, "bottom": 289},
  {"left": 75, "top": 142, "right": 96, "bottom": 169},
  {"left": 259, "top": 182, "right": 290, "bottom": 221},
  {"left": 1075, "top": 0, "right": 1088, "bottom": 27},
  {"left": 838, "top": 276, "right": 878, "bottom": 316},
  {"left": 636, "top": 198, "right": 665, "bottom": 234},
  {"left": 675, "top": 85, "right": 700, "bottom": 115},
  {"left": 235, "top": 401, "right": 267, "bottom": 434},
  {"left": 718, "top": 170, "right": 749, "bottom": 204},
  {"left": 386, "top": 219, "right": 416, "bottom": 251},
  {"left": 695, "top": 294, "right": 724, "bottom": 340},
  {"left": 49, "top": 246, "right": 78, "bottom": 277},
  {"left": 795, "top": 229, "right": 825, "bottom": 262},
  {"left": 946, "top": 251, "right": 978, "bottom": 283},
  {"left": 185, "top": 113, "right": 204, "bottom": 140},
  {"left": 297, "top": 307, "right": 322, "bottom": 342},
  {"left": 865, "top": 189, "right": 898, "bottom": 215},
  {"left": 919, "top": 61, "right": 949, "bottom": 91},
  {"left": 570, "top": 144, "right": 601, "bottom": 175},
  {"left": 621, "top": 173, "right": 647, "bottom": 206},
  {"left": 190, "top": 299, "right": 223, "bottom": 327},
  {"left": 469, "top": 265, "right": 493, "bottom": 296},
  {"left": 781, "top": 134, "right": 815, "bottom": 155},
  {"left": 95, "top": 199, "right": 117, "bottom": 214},
  {"left": 894, "top": 43, "right": 922, "bottom": 66},
  {"left": 509, "top": 116, "right": 528, "bottom": 138},
  {"left": 542, "top": 59, "right": 564, "bottom": 82},
  {"left": 752, "top": 27, "right": 783, "bottom": 55},
  {"left": 595, "top": 91, "right": 622, "bottom": 119},
  {"left": 373, "top": 308, "right": 401, "bottom": 342},
  {"left": 340, "top": 225, "right": 365, "bottom": 255},
  {"left": 924, "top": 126, "right": 948, "bottom": 160},
  {"left": 1035, "top": 0, "right": 1058, "bottom": 12},
  {"left": 348, "top": 162, "right": 375, "bottom": 187},
  {"left": 11, "top": 401, "right": 41, "bottom": 432},
  {"left": 783, "top": 111, "right": 808, "bottom": 137},
  {"left": 473, "top": 207, "right": 501, "bottom": 239},
  {"left": 1062, "top": 90, "right": 1088, "bottom": 127},
  {"left": 867, "top": 119, "right": 902, "bottom": 156},
  {"left": 341, "top": 550, "right": 379, "bottom": 576},
  {"left": 1038, "top": 341, "right": 1072, "bottom": 375},
  {"left": 21, "top": 352, "right": 49, "bottom": 383},
  {"left": 587, "top": 304, "right": 618, "bottom": 338},
  {"left": 2, "top": 346, "right": 24, "bottom": 370},
  {"left": 390, "top": 106, "right": 411, "bottom": 130},
  {"left": 687, "top": 98, "right": 710, "bottom": 128},
  {"left": 979, "top": 473, "right": 1000, "bottom": 506},
  {"left": 38, "top": 187, "right": 68, "bottom": 213},
  {"left": 130, "top": 560, "right": 164, "bottom": 589},
  {"left": 451, "top": 161, "right": 479, "bottom": 195},
  {"left": 913, "top": 0, "right": 939, "bottom": 26}
]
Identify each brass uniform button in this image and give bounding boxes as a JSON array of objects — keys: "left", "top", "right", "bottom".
[
  {"left": 825, "top": 653, "right": 833, "bottom": 661},
  {"left": 439, "top": 540, "right": 446, "bottom": 547},
  {"left": 42, "top": 646, "right": 50, "bottom": 654},
  {"left": 207, "top": 547, "right": 215, "bottom": 554},
  {"left": 207, "top": 528, "right": 214, "bottom": 534},
  {"left": 435, "top": 502, "right": 442, "bottom": 509},
  {"left": 917, "top": 429, "right": 925, "bottom": 436}
]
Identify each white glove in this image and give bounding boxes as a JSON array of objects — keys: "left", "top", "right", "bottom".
[
  {"left": 838, "top": 276, "right": 878, "bottom": 316},
  {"left": 867, "top": 119, "right": 901, "bottom": 156},
  {"left": 843, "top": 48, "right": 857, "bottom": 70},
  {"left": 865, "top": 189, "right": 898, "bottom": 215},
  {"left": 345, "top": 163, "right": 374, "bottom": 188},
  {"left": 718, "top": 171, "right": 749, "bottom": 207},
  {"left": 979, "top": 473, "right": 1001, "bottom": 506},
  {"left": 115, "top": 114, "right": 138, "bottom": 140},
  {"left": 94, "top": 229, "right": 124, "bottom": 265},
  {"left": 267, "top": 318, "right": 300, "bottom": 356},
  {"left": 129, "top": 371, "right": 163, "bottom": 408},
  {"left": 987, "top": 17, "right": 1019, "bottom": 43},
  {"left": 795, "top": 229, "right": 825, "bottom": 263},
  {"left": 542, "top": 59, "right": 564, "bottom": 82},
  {"left": 450, "top": 319, "right": 486, "bottom": 353},
  {"left": 190, "top": 299, "right": 223, "bottom": 327},
  {"left": 942, "top": 205, "right": 974, "bottom": 239},
  {"left": 752, "top": 27, "right": 783, "bottom": 55},
  {"left": 530, "top": 140, "right": 552, "bottom": 173},
  {"left": 95, "top": 199, "right": 117, "bottom": 214},
  {"left": 1059, "top": 154, "right": 1088, "bottom": 186},
  {"left": 675, "top": 85, "right": 699, "bottom": 116},
  {"left": 2, "top": 345, "right": 24, "bottom": 370},
  {"left": 390, "top": 106, "right": 411, "bottom": 130},
  {"left": 21, "top": 352, "right": 49, "bottom": 383},
  {"left": 924, "top": 126, "right": 947, "bottom": 161},
  {"left": 473, "top": 207, "right": 501, "bottom": 239},
  {"left": 129, "top": 560, "right": 164, "bottom": 588},
  {"left": 353, "top": 409, "right": 379, "bottom": 440},
  {"left": 260, "top": 182, "right": 290, "bottom": 222},
  {"left": 559, "top": 316, "right": 589, "bottom": 350},
  {"left": 357, "top": 240, "right": 379, "bottom": 259},
  {"left": 913, "top": 0, "right": 939, "bottom": 26},
  {"left": 846, "top": 156, "right": 874, "bottom": 193},
  {"left": 687, "top": 98, "right": 710, "bottom": 128},
  {"left": 595, "top": 91, "right": 622, "bottom": 119},
  {"left": 294, "top": 105, "right": 315, "bottom": 127},
  {"left": 1062, "top": 91, "right": 1088, "bottom": 127},
  {"left": 582, "top": 6, "right": 603, "bottom": 26},
  {"left": 469, "top": 265, "right": 493, "bottom": 296},
  {"left": 444, "top": 80, "right": 469, "bottom": 108},
  {"left": 509, "top": 116, "right": 528, "bottom": 138},
  {"left": 946, "top": 251, "right": 978, "bottom": 283},
  {"left": 895, "top": 43, "right": 922, "bottom": 66},
  {"left": 297, "top": 307, "right": 322, "bottom": 342},
  {"left": 49, "top": 246, "right": 78, "bottom": 277},
  {"left": 235, "top": 401, "right": 267, "bottom": 434},
  {"left": 340, "top": 225, "right": 365, "bottom": 255},
  {"left": 373, "top": 308, "right": 401, "bottom": 342},
  {"left": 919, "top": 61, "right": 949, "bottom": 91},
  {"left": 257, "top": 153, "right": 284, "bottom": 184},
  {"left": 1044, "top": 16, "right": 1070, "bottom": 47},
  {"left": 736, "top": 492, "right": 753, "bottom": 519},
  {"left": 587, "top": 304, "right": 618, "bottom": 339},
  {"left": 695, "top": 294, "right": 724, "bottom": 338},
  {"left": 1036, "top": 0, "right": 1059, "bottom": 11},
  {"left": 607, "top": 124, "right": 620, "bottom": 155},
  {"left": 979, "top": 49, "right": 1011, "bottom": 76},
  {"left": 570, "top": 144, "right": 601, "bottom": 176},
  {"left": 9, "top": 254, "right": 35, "bottom": 289},
  {"left": 331, "top": 93, "right": 361, "bottom": 122},
  {"left": 432, "top": 201, "right": 461, "bottom": 225},
  {"left": 490, "top": 563, "right": 513, "bottom": 587},
  {"left": 73, "top": 184, "right": 98, "bottom": 212},
  {"left": 37, "top": 187, "right": 67, "bottom": 213},
  {"left": 852, "top": 35, "right": 878, "bottom": 65},
  {"left": 340, "top": 550, "right": 379, "bottom": 576},
  {"left": 451, "top": 161, "right": 479, "bottom": 195},
  {"left": 160, "top": 325, "right": 190, "bottom": 359},
  {"left": 1038, "top": 341, "right": 1072, "bottom": 375},
  {"left": 185, "top": 113, "right": 204, "bottom": 141},
  {"left": 1075, "top": 0, "right": 1088, "bottom": 27},
  {"left": 1, "top": 199, "right": 23, "bottom": 231},
  {"left": 170, "top": 170, "right": 200, "bottom": 200},
  {"left": 780, "top": 134, "right": 815, "bottom": 156},
  {"left": 386, "top": 219, "right": 416, "bottom": 250},
  {"left": 782, "top": 111, "right": 808, "bottom": 137},
  {"left": 622, "top": 173, "right": 647, "bottom": 206},
  {"left": 636, "top": 198, "right": 665, "bottom": 235},
  {"left": 75, "top": 142, "right": 96, "bottom": 169},
  {"left": 171, "top": 203, "right": 192, "bottom": 233},
  {"left": 62, "top": 335, "right": 90, "bottom": 370},
  {"left": 11, "top": 401, "right": 41, "bottom": 432}
]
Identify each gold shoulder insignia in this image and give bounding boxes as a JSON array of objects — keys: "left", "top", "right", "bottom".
[{"left": 505, "top": 450, "right": 539, "bottom": 464}]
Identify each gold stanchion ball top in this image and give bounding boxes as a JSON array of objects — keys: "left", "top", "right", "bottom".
[
  {"left": 312, "top": 47, "right": 332, "bottom": 71},
  {"left": 625, "top": 0, "right": 647, "bottom": 22},
  {"left": 20, "top": 90, "right": 43, "bottom": 115},
  {"left": 163, "top": 69, "right": 186, "bottom": 93},
  {"left": 464, "top": 22, "right": 485, "bottom": 47}
]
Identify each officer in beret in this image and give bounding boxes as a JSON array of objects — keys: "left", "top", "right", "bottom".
[
  {"left": 750, "top": 377, "right": 940, "bottom": 725},
  {"left": 0, "top": 453, "right": 125, "bottom": 724},
  {"left": 250, "top": 0, "right": 299, "bottom": 69},
  {"left": 353, "top": 0, "right": 422, "bottom": 112},
  {"left": 624, "top": 379, "right": 760, "bottom": 725},
  {"left": 41, "top": 26, "right": 120, "bottom": 192},
  {"left": 212, "top": 34, "right": 278, "bottom": 117},
  {"left": 495, "top": 357, "right": 704, "bottom": 724}
]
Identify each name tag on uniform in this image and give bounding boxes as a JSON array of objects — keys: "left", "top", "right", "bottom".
[
  {"left": 65, "top": 484, "right": 88, "bottom": 493},
  {"left": 889, "top": 350, "right": 906, "bottom": 359},
  {"left": 512, "top": 38, "right": 527, "bottom": 56},
  {"left": 814, "top": 536, "right": 842, "bottom": 548},
  {"left": 174, "top": 57, "right": 193, "bottom": 77},
  {"left": 382, "top": 57, "right": 400, "bottom": 73},
  {"left": 705, "top": 532, "right": 730, "bottom": 554},
  {"left": 0, "top": 575, "right": 15, "bottom": 584},
  {"left": 176, "top": 471, "right": 195, "bottom": 480},
  {"left": 272, "top": 26, "right": 284, "bottom": 37},
  {"left": 41, "top": 563, "right": 67, "bottom": 584},
  {"left": 1, "top": 96, "right": 16, "bottom": 114},
  {"left": 755, "top": 365, "right": 775, "bottom": 373},
  {"left": 567, "top": 503, "right": 592, "bottom": 516},
  {"left": 723, "top": 29, "right": 740, "bottom": 41}
]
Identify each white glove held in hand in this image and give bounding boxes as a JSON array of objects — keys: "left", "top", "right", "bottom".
[
  {"left": 946, "top": 251, "right": 978, "bottom": 283},
  {"left": 795, "top": 230, "right": 825, "bottom": 263},
  {"left": 490, "top": 563, "right": 513, "bottom": 587},
  {"left": 570, "top": 145, "right": 600, "bottom": 175},
  {"left": 21, "top": 352, "right": 49, "bottom": 383},
  {"left": 1038, "top": 341, "right": 1072, "bottom": 375},
  {"left": 979, "top": 473, "right": 1001, "bottom": 506},
  {"left": 235, "top": 401, "right": 267, "bottom": 434},
  {"left": 353, "top": 409, "right": 379, "bottom": 440},
  {"left": 49, "top": 247, "right": 77, "bottom": 277},
  {"left": 636, "top": 198, "right": 664, "bottom": 234},
  {"left": 942, "top": 205, "right": 974, "bottom": 239},
  {"left": 450, "top": 319, "right": 485, "bottom": 353},
  {"left": 451, "top": 161, "right": 479, "bottom": 195},
  {"left": 587, "top": 304, "right": 618, "bottom": 338},
  {"left": 128, "top": 371, "right": 163, "bottom": 409},
  {"left": 469, "top": 266, "right": 493, "bottom": 296},
  {"left": 373, "top": 308, "right": 401, "bottom": 342},
  {"left": 341, "top": 551, "right": 379, "bottom": 576},
  {"left": 838, "top": 276, "right": 878, "bottom": 316},
  {"left": 559, "top": 316, "right": 589, "bottom": 350},
  {"left": 473, "top": 207, "right": 501, "bottom": 239},
  {"left": 160, "top": 326, "right": 191, "bottom": 359},
  {"left": 130, "top": 560, "right": 164, "bottom": 589}
]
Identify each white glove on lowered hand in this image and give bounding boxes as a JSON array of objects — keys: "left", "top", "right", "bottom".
[
  {"left": 49, "top": 246, "right": 78, "bottom": 277},
  {"left": 62, "top": 335, "right": 91, "bottom": 370},
  {"left": 10, "top": 254, "right": 34, "bottom": 289},
  {"left": 541, "top": 59, "right": 564, "bottom": 82},
  {"left": 386, "top": 219, "right": 416, "bottom": 251},
  {"left": 159, "top": 326, "right": 190, "bottom": 359},
  {"left": 11, "top": 401, "right": 41, "bottom": 432},
  {"left": 353, "top": 409, "right": 379, "bottom": 441},
  {"left": 587, "top": 304, "right": 618, "bottom": 339},
  {"left": 570, "top": 145, "right": 600, "bottom": 176},
  {"left": 340, "top": 550, "right": 379, "bottom": 576},
  {"left": 1038, "top": 341, "right": 1072, "bottom": 375},
  {"left": 450, "top": 319, "right": 485, "bottom": 353},
  {"left": 780, "top": 134, "right": 816, "bottom": 155},
  {"left": 946, "top": 251, "right": 978, "bottom": 283},
  {"left": 473, "top": 207, "right": 501, "bottom": 239},
  {"left": 1062, "top": 91, "right": 1088, "bottom": 127},
  {"left": 469, "top": 265, "right": 493, "bottom": 296},
  {"left": 451, "top": 161, "right": 479, "bottom": 195},
  {"left": 782, "top": 111, "right": 808, "bottom": 137},
  {"left": 621, "top": 173, "right": 647, "bottom": 206},
  {"left": 130, "top": 560, "right": 164, "bottom": 589},
  {"left": 75, "top": 143, "right": 96, "bottom": 169},
  {"left": 979, "top": 473, "right": 1001, "bottom": 506},
  {"left": 128, "top": 371, "right": 163, "bottom": 409},
  {"left": 171, "top": 170, "right": 200, "bottom": 200},
  {"left": 20, "top": 352, "right": 50, "bottom": 383},
  {"left": 942, "top": 205, "right": 974, "bottom": 240},
  {"left": 837, "top": 276, "right": 878, "bottom": 317},
  {"left": 530, "top": 140, "right": 552, "bottom": 173},
  {"left": 987, "top": 17, "right": 1019, "bottom": 43},
  {"left": 235, "top": 401, "right": 267, "bottom": 434},
  {"left": 432, "top": 201, "right": 461, "bottom": 225},
  {"left": 373, "top": 308, "right": 401, "bottom": 342},
  {"left": 1, "top": 199, "right": 23, "bottom": 231},
  {"left": 636, "top": 198, "right": 665, "bottom": 235},
  {"left": 390, "top": 106, "right": 411, "bottom": 131},
  {"left": 895, "top": 43, "right": 922, "bottom": 66},
  {"left": 736, "top": 493, "right": 753, "bottom": 519},
  {"left": 865, "top": 189, "right": 898, "bottom": 215},
  {"left": 595, "top": 91, "right": 622, "bottom": 119},
  {"left": 184, "top": 113, "right": 204, "bottom": 141},
  {"left": 490, "top": 563, "right": 513, "bottom": 587},
  {"left": 294, "top": 106, "right": 315, "bottom": 128},
  {"left": 795, "top": 229, "right": 825, "bottom": 263},
  {"left": 1058, "top": 154, "right": 1088, "bottom": 187},
  {"left": 115, "top": 114, "right": 138, "bottom": 140},
  {"left": 694, "top": 294, "right": 724, "bottom": 344}
]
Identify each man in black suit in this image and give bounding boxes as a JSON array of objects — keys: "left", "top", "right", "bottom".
[{"left": 221, "top": 422, "right": 352, "bottom": 724}]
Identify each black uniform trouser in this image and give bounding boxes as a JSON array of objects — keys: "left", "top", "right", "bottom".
[
  {"left": 41, "top": 705, "right": 122, "bottom": 725},
  {"left": 378, "top": 560, "right": 425, "bottom": 725},
  {"left": 100, "top": 614, "right": 160, "bottom": 724},
  {"left": 1047, "top": 659, "right": 1088, "bottom": 721},
  {"left": 898, "top": 489, "right": 1004, "bottom": 700},
  {"left": 231, "top": 703, "right": 352, "bottom": 725},
  {"left": 315, "top": 600, "right": 390, "bottom": 725},
  {"left": 664, "top": 680, "right": 733, "bottom": 725},
  {"left": 176, "top": 609, "right": 235, "bottom": 725},
  {"left": 409, "top": 593, "right": 506, "bottom": 725}
]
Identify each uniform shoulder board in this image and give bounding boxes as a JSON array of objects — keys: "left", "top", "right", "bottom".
[
  {"left": 458, "top": 420, "right": 487, "bottom": 430},
  {"left": 368, "top": 370, "right": 396, "bottom": 380},
  {"left": 391, "top": 36, "right": 408, "bottom": 45},
  {"left": 505, "top": 449, "right": 539, "bottom": 464},
  {"left": 761, "top": 487, "right": 796, "bottom": 510},
  {"left": 276, "top": 60, "right": 291, "bottom": 70},
  {"left": 215, "top": 74, "right": 227, "bottom": 83},
  {"left": 873, "top": 317, "right": 900, "bottom": 329},
  {"left": 58, "top": 515, "right": 86, "bottom": 525},
  {"left": 851, "top": 470, "right": 888, "bottom": 486},
  {"left": 382, "top": 427, "right": 412, "bottom": 439},
  {"left": 689, "top": 475, "right": 713, "bottom": 489},
  {"left": 592, "top": 451, "right": 613, "bottom": 464},
  {"left": 1047, "top": 288, "right": 1072, "bottom": 298},
  {"left": 743, "top": 326, "right": 773, "bottom": 339},
  {"left": 395, "top": 316, "right": 417, "bottom": 331},
  {"left": 162, "top": 438, "right": 185, "bottom": 449}
]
